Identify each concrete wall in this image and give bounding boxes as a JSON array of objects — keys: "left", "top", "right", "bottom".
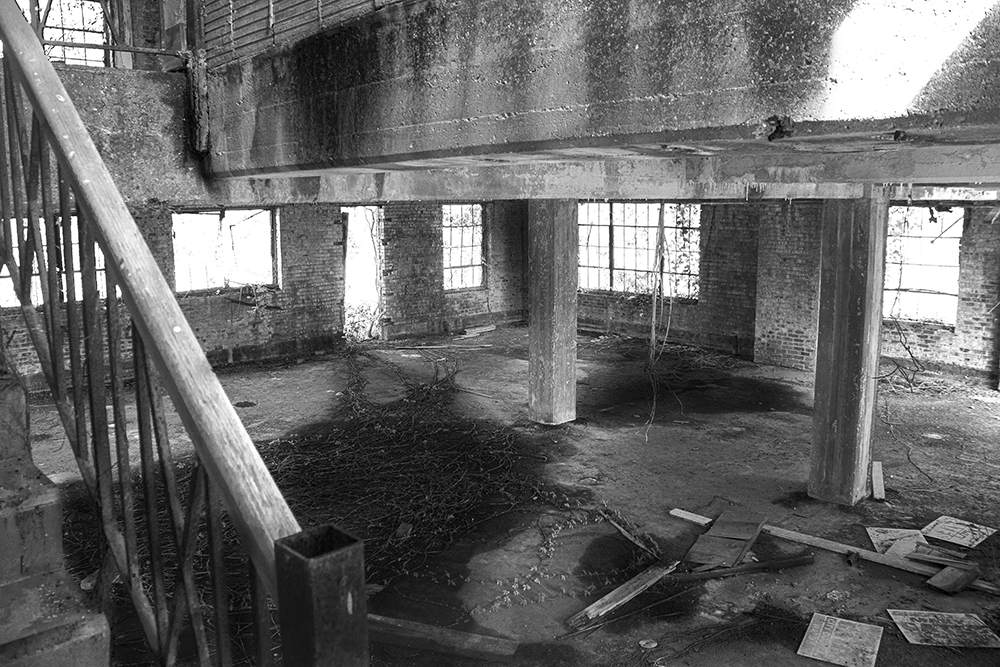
[
  {"left": 206, "top": 0, "right": 1000, "bottom": 176},
  {"left": 381, "top": 200, "right": 526, "bottom": 338},
  {"left": 578, "top": 203, "right": 759, "bottom": 357}
]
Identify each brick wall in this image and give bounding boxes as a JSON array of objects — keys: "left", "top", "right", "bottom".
[
  {"left": 381, "top": 201, "right": 527, "bottom": 338},
  {"left": 753, "top": 202, "right": 823, "bottom": 370},
  {"left": 578, "top": 203, "right": 759, "bottom": 356},
  {"left": 881, "top": 207, "right": 1000, "bottom": 379},
  {"left": 1, "top": 203, "right": 344, "bottom": 384},
  {"left": 181, "top": 203, "right": 345, "bottom": 364}
]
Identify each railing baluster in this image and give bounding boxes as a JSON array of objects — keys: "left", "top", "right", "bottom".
[
  {"left": 78, "top": 205, "right": 116, "bottom": 556},
  {"left": 250, "top": 561, "right": 275, "bottom": 667},
  {"left": 57, "top": 166, "right": 88, "bottom": 461},
  {"left": 0, "top": 67, "right": 13, "bottom": 266},
  {"left": 164, "top": 461, "right": 211, "bottom": 667},
  {"left": 105, "top": 266, "right": 144, "bottom": 633},
  {"left": 39, "top": 132, "right": 63, "bottom": 393},
  {"left": 134, "top": 332, "right": 168, "bottom": 652},
  {"left": 206, "top": 480, "right": 233, "bottom": 667}
]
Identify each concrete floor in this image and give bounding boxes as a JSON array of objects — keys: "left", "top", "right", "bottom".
[{"left": 30, "top": 325, "right": 1000, "bottom": 666}]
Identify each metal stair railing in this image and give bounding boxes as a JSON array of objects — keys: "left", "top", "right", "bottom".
[{"left": 0, "top": 2, "right": 367, "bottom": 665}]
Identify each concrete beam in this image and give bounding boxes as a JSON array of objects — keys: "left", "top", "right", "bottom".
[
  {"left": 527, "top": 200, "right": 577, "bottom": 425},
  {"left": 205, "top": 0, "right": 1000, "bottom": 177},
  {"left": 215, "top": 158, "right": 1000, "bottom": 207},
  {"left": 809, "top": 187, "right": 889, "bottom": 505}
]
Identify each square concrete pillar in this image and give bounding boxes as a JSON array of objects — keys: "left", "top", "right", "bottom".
[
  {"left": 527, "top": 200, "right": 578, "bottom": 425},
  {"left": 809, "top": 186, "right": 889, "bottom": 505}
]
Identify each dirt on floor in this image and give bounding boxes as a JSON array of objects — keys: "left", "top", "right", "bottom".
[{"left": 29, "top": 324, "right": 1000, "bottom": 666}]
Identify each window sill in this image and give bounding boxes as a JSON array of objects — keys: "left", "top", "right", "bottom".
[
  {"left": 177, "top": 285, "right": 280, "bottom": 298},
  {"left": 578, "top": 289, "right": 698, "bottom": 305},
  {"left": 444, "top": 285, "right": 487, "bottom": 294}
]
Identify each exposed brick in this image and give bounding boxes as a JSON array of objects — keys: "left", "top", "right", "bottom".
[{"left": 381, "top": 201, "right": 527, "bottom": 337}]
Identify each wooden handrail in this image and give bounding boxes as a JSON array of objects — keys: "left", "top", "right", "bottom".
[{"left": 0, "top": 0, "right": 300, "bottom": 597}]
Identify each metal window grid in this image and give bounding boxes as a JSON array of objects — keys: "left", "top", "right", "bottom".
[
  {"left": 442, "top": 203, "right": 484, "bottom": 290},
  {"left": 578, "top": 201, "right": 700, "bottom": 298}
]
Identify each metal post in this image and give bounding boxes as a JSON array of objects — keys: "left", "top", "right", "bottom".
[{"left": 276, "top": 525, "right": 368, "bottom": 666}]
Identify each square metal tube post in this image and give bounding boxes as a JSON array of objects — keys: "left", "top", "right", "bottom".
[
  {"left": 276, "top": 525, "right": 368, "bottom": 666},
  {"left": 809, "top": 185, "right": 889, "bottom": 505}
]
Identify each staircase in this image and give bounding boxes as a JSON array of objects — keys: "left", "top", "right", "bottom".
[{"left": 0, "top": 373, "right": 109, "bottom": 666}]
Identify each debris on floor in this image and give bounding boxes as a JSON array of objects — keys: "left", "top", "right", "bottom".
[
  {"left": 921, "top": 515, "right": 997, "bottom": 547},
  {"left": 457, "top": 324, "right": 497, "bottom": 339},
  {"left": 796, "top": 613, "right": 883, "bottom": 667},
  {"left": 887, "top": 610, "right": 1000, "bottom": 648},
  {"left": 865, "top": 527, "right": 927, "bottom": 555},
  {"left": 565, "top": 560, "right": 679, "bottom": 629},
  {"left": 871, "top": 461, "right": 885, "bottom": 500},
  {"left": 684, "top": 508, "right": 766, "bottom": 568},
  {"left": 671, "top": 508, "right": 1000, "bottom": 595}
]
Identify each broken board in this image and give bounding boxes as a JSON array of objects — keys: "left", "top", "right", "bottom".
[
  {"left": 565, "top": 560, "right": 679, "bottom": 629},
  {"left": 684, "top": 509, "right": 766, "bottom": 568},
  {"left": 865, "top": 527, "right": 926, "bottom": 555},
  {"left": 926, "top": 563, "right": 983, "bottom": 594},
  {"left": 921, "top": 515, "right": 997, "bottom": 548},
  {"left": 796, "top": 613, "right": 882, "bottom": 667},
  {"left": 887, "top": 610, "right": 1000, "bottom": 648},
  {"left": 368, "top": 614, "right": 518, "bottom": 660},
  {"left": 870, "top": 461, "right": 885, "bottom": 500}
]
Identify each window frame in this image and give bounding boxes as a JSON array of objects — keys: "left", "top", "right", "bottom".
[
  {"left": 441, "top": 203, "right": 486, "bottom": 292},
  {"left": 171, "top": 207, "right": 281, "bottom": 297},
  {"left": 882, "top": 205, "right": 963, "bottom": 327},
  {"left": 578, "top": 201, "right": 701, "bottom": 301}
]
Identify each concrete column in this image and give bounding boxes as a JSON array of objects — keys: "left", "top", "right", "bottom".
[
  {"left": 809, "top": 186, "right": 889, "bottom": 505},
  {"left": 527, "top": 200, "right": 578, "bottom": 425}
]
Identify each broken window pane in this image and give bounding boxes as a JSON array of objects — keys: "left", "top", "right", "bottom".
[
  {"left": 883, "top": 206, "right": 962, "bottom": 326},
  {"left": 172, "top": 209, "right": 278, "bottom": 293}
]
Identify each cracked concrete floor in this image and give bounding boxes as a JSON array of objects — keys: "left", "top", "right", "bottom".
[{"left": 30, "top": 325, "right": 1000, "bottom": 666}]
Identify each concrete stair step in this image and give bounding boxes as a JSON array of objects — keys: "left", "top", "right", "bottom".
[
  {"left": 0, "top": 461, "right": 64, "bottom": 584},
  {"left": 0, "top": 571, "right": 109, "bottom": 667}
]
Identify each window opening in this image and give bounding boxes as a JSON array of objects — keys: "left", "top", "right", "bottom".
[
  {"left": 442, "top": 203, "right": 484, "bottom": 290},
  {"left": 883, "top": 206, "right": 962, "bottom": 326},
  {"left": 578, "top": 202, "right": 700, "bottom": 299},
  {"left": 172, "top": 209, "right": 279, "bottom": 293},
  {"left": 342, "top": 205, "right": 384, "bottom": 341}
]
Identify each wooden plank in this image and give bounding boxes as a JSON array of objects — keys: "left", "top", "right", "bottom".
[
  {"left": 906, "top": 553, "right": 976, "bottom": 568},
  {"left": 0, "top": 6, "right": 302, "bottom": 599},
  {"left": 669, "top": 508, "right": 712, "bottom": 527},
  {"left": 669, "top": 509, "right": 1000, "bottom": 596},
  {"left": 871, "top": 461, "right": 885, "bottom": 501},
  {"left": 368, "top": 614, "right": 517, "bottom": 661},
  {"left": 662, "top": 553, "right": 814, "bottom": 585},
  {"left": 928, "top": 564, "right": 983, "bottom": 594},
  {"left": 684, "top": 535, "right": 746, "bottom": 568},
  {"left": 706, "top": 509, "right": 767, "bottom": 541},
  {"left": 566, "top": 561, "right": 679, "bottom": 628}
]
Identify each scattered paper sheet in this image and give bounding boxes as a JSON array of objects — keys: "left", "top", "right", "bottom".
[
  {"left": 866, "top": 527, "right": 927, "bottom": 555},
  {"left": 797, "top": 613, "right": 882, "bottom": 667},
  {"left": 921, "top": 516, "right": 996, "bottom": 548},
  {"left": 887, "top": 610, "right": 1000, "bottom": 648}
]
